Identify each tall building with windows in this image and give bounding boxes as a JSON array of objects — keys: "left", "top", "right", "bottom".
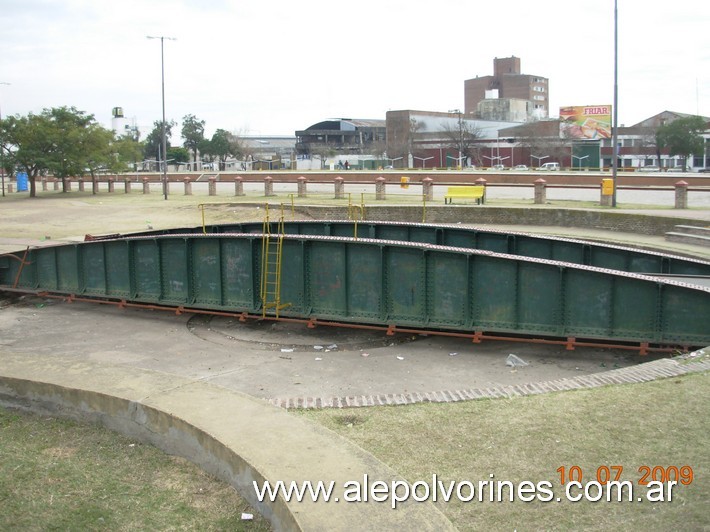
[{"left": 464, "top": 56, "right": 549, "bottom": 121}]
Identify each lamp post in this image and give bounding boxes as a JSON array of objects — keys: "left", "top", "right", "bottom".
[
  {"left": 572, "top": 154, "right": 589, "bottom": 170},
  {"left": 611, "top": 0, "right": 619, "bottom": 207},
  {"left": 147, "top": 35, "right": 176, "bottom": 201},
  {"left": 0, "top": 82, "right": 10, "bottom": 197},
  {"left": 413, "top": 156, "right": 433, "bottom": 169},
  {"left": 531, "top": 154, "right": 548, "bottom": 168},
  {"left": 386, "top": 156, "right": 403, "bottom": 168}
]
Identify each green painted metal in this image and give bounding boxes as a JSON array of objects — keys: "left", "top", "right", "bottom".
[
  {"left": 148, "top": 221, "right": 710, "bottom": 277},
  {"left": 1, "top": 231, "right": 708, "bottom": 346}
]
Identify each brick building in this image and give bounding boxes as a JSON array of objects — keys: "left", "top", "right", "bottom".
[{"left": 464, "top": 56, "right": 549, "bottom": 121}]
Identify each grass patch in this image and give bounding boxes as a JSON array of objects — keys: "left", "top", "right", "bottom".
[
  {"left": 0, "top": 407, "right": 271, "bottom": 531},
  {"left": 296, "top": 372, "right": 710, "bottom": 530}
]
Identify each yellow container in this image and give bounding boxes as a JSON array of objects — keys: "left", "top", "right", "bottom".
[{"left": 601, "top": 178, "right": 614, "bottom": 196}]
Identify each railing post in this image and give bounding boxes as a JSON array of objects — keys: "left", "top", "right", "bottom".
[
  {"left": 234, "top": 175, "right": 244, "bottom": 196},
  {"left": 334, "top": 176, "right": 345, "bottom": 199},
  {"left": 375, "top": 176, "right": 386, "bottom": 200},
  {"left": 475, "top": 177, "right": 487, "bottom": 204},
  {"left": 264, "top": 175, "right": 274, "bottom": 197},
  {"left": 674, "top": 180, "right": 688, "bottom": 209},
  {"left": 297, "top": 175, "right": 307, "bottom": 198},
  {"left": 534, "top": 178, "right": 547, "bottom": 204},
  {"left": 422, "top": 176, "right": 434, "bottom": 201}
]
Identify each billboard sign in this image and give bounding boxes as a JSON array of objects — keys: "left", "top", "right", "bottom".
[{"left": 560, "top": 105, "right": 612, "bottom": 139}]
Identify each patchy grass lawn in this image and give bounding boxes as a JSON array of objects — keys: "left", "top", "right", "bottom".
[
  {"left": 0, "top": 407, "right": 271, "bottom": 531},
  {"left": 296, "top": 372, "right": 710, "bottom": 531}
]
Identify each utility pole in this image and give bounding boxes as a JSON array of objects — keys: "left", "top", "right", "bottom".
[{"left": 147, "top": 35, "right": 176, "bottom": 200}]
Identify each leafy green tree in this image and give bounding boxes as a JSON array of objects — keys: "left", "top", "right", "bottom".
[
  {"left": 656, "top": 116, "right": 706, "bottom": 171},
  {"left": 110, "top": 134, "right": 144, "bottom": 173},
  {"left": 144, "top": 120, "right": 175, "bottom": 171},
  {"left": 167, "top": 146, "right": 190, "bottom": 169},
  {"left": 211, "top": 129, "right": 241, "bottom": 170},
  {"left": 0, "top": 106, "right": 116, "bottom": 197},
  {"left": 181, "top": 114, "right": 205, "bottom": 170}
]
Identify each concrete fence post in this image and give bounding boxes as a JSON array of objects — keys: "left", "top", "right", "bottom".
[
  {"left": 42, "top": 178, "right": 48, "bottom": 191},
  {"left": 53, "top": 179, "right": 60, "bottom": 191},
  {"left": 64, "top": 178, "right": 72, "bottom": 192},
  {"left": 7, "top": 183, "right": 13, "bottom": 193},
  {"left": 92, "top": 178, "right": 99, "bottom": 195},
  {"left": 78, "top": 178, "right": 84, "bottom": 192},
  {"left": 184, "top": 177, "right": 192, "bottom": 196},
  {"left": 422, "top": 177, "right": 434, "bottom": 201},
  {"left": 208, "top": 177, "right": 217, "bottom": 196},
  {"left": 234, "top": 176, "right": 244, "bottom": 196},
  {"left": 534, "top": 178, "right": 547, "bottom": 204},
  {"left": 107, "top": 177, "right": 115, "bottom": 193},
  {"left": 475, "top": 177, "right": 488, "bottom": 204},
  {"left": 599, "top": 181, "right": 612, "bottom": 206},
  {"left": 334, "top": 176, "right": 345, "bottom": 199},
  {"left": 297, "top": 176, "right": 307, "bottom": 198},
  {"left": 142, "top": 177, "right": 150, "bottom": 194},
  {"left": 674, "top": 180, "right": 688, "bottom": 209},
  {"left": 264, "top": 176, "right": 274, "bottom": 197},
  {"left": 124, "top": 178, "right": 131, "bottom": 194},
  {"left": 375, "top": 176, "right": 386, "bottom": 200}
]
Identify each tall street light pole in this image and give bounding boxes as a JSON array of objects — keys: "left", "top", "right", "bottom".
[
  {"left": 147, "top": 35, "right": 175, "bottom": 201},
  {"left": 0, "top": 82, "right": 10, "bottom": 198},
  {"left": 611, "top": 0, "right": 619, "bottom": 207}
]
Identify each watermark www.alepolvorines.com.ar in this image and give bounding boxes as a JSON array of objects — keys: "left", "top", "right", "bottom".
[{"left": 253, "top": 473, "right": 679, "bottom": 509}]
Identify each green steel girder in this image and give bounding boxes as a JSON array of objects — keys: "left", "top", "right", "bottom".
[
  {"left": 140, "top": 220, "right": 710, "bottom": 277},
  {"left": 1, "top": 232, "right": 708, "bottom": 346}
]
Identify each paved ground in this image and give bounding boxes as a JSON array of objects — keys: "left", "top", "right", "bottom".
[{"left": 0, "top": 294, "right": 659, "bottom": 407}]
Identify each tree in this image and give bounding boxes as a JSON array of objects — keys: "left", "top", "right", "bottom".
[
  {"left": 181, "top": 114, "right": 205, "bottom": 170},
  {"left": 0, "top": 106, "right": 116, "bottom": 197},
  {"left": 441, "top": 115, "right": 482, "bottom": 167},
  {"left": 144, "top": 120, "right": 175, "bottom": 171},
  {"left": 199, "top": 130, "right": 243, "bottom": 170},
  {"left": 655, "top": 115, "right": 706, "bottom": 171},
  {"left": 167, "top": 146, "right": 190, "bottom": 169},
  {"left": 111, "top": 134, "right": 144, "bottom": 173}
]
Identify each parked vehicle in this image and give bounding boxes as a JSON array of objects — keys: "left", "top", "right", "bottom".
[
  {"left": 492, "top": 164, "right": 507, "bottom": 170},
  {"left": 538, "top": 162, "right": 560, "bottom": 171},
  {"left": 513, "top": 164, "right": 529, "bottom": 171}
]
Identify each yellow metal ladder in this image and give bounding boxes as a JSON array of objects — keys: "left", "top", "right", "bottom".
[{"left": 260, "top": 204, "right": 290, "bottom": 318}]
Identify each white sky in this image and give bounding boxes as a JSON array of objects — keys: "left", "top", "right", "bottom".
[{"left": 1, "top": 0, "right": 708, "bottom": 140}]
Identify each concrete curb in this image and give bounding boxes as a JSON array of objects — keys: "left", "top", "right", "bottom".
[
  {"left": 268, "top": 352, "right": 710, "bottom": 409},
  {"left": 0, "top": 353, "right": 455, "bottom": 532}
]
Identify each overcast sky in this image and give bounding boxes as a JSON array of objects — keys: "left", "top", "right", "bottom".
[{"left": 1, "top": 0, "right": 708, "bottom": 139}]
